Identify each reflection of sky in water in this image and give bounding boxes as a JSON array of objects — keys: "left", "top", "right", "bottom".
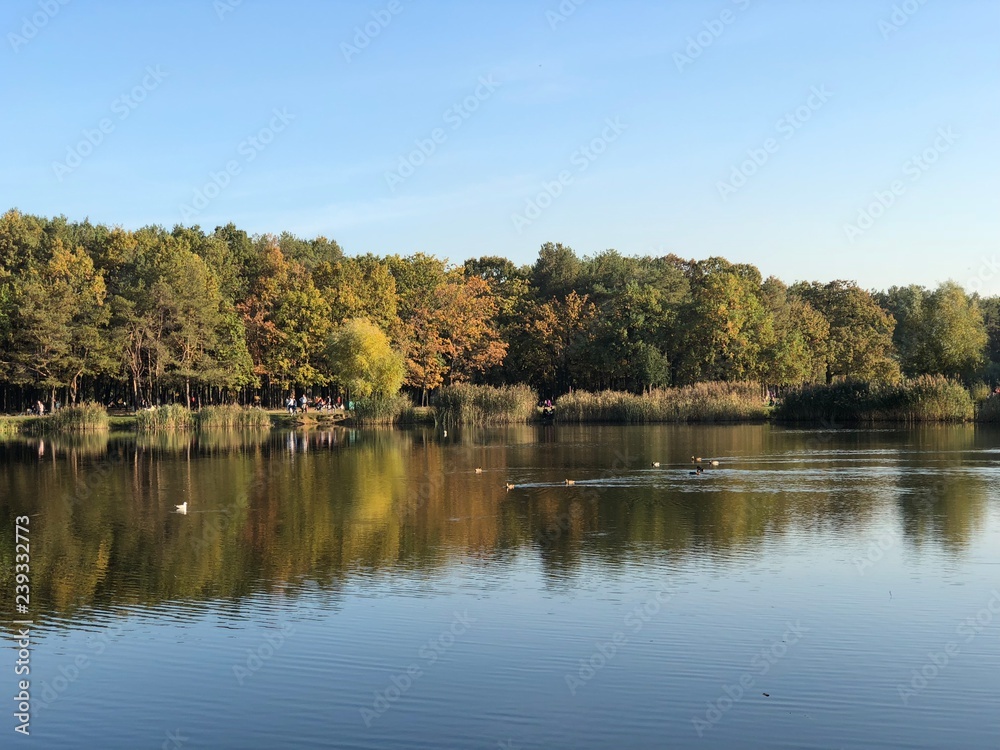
[{"left": 1, "top": 424, "right": 999, "bottom": 749}]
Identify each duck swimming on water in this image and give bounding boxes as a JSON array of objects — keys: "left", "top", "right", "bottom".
[{"left": 175, "top": 502, "right": 188, "bottom": 514}]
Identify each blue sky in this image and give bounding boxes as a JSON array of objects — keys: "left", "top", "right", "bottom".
[{"left": 2, "top": 0, "right": 997, "bottom": 292}]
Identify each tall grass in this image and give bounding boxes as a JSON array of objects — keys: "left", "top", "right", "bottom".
[
  {"left": 434, "top": 384, "right": 538, "bottom": 425},
  {"left": 776, "top": 375, "right": 974, "bottom": 423},
  {"left": 0, "top": 417, "right": 20, "bottom": 436},
  {"left": 195, "top": 405, "right": 271, "bottom": 430},
  {"left": 975, "top": 394, "right": 1000, "bottom": 423},
  {"left": 352, "top": 394, "right": 416, "bottom": 426},
  {"left": 556, "top": 382, "right": 768, "bottom": 423},
  {"left": 135, "top": 404, "right": 194, "bottom": 432},
  {"left": 48, "top": 402, "right": 110, "bottom": 432}
]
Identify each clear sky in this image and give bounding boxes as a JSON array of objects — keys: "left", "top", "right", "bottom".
[{"left": 2, "top": 0, "right": 997, "bottom": 292}]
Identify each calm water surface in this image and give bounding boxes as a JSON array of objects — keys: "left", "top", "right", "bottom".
[{"left": 2, "top": 424, "right": 999, "bottom": 749}]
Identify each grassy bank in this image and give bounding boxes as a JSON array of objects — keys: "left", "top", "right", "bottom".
[
  {"left": 434, "top": 384, "right": 538, "bottom": 425},
  {"left": 776, "top": 375, "right": 974, "bottom": 423},
  {"left": 47, "top": 402, "right": 111, "bottom": 432},
  {"left": 135, "top": 404, "right": 195, "bottom": 432},
  {"left": 195, "top": 405, "right": 270, "bottom": 430},
  {"left": 0, "top": 416, "right": 21, "bottom": 436},
  {"left": 556, "top": 382, "right": 768, "bottom": 423},
  {"left": 352, "top": 394, "right": 417, "bottom": 426},
  {"left": 136, "top": 404, "right": 270, "bottom": 431}
]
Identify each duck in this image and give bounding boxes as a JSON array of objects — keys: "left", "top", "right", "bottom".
[
  {"left": 564, "top": 479, "right": 575, "bottom": 486},
  {"left": 709, "top": 460, "right": 720, "bottom": 467},
  {"left": 505, "top": 483, "right": 516, "bottom": 491},
  {"left": 688, "top": 467, "right": 704, "bottom": 476},
  {"left": 475, "top": 467, "right": 484, "bottom": 474},
  {"left": 175, "top": 502, "right": 188, "bottom": 514},
  {"left": 692, "top": 456, "right": 702, "bottom": 463},
  {"left": 651, "top": 461, "right": 660, "bottom": 468}
]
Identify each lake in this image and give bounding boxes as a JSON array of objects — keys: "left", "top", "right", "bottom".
[{"left": 2, "top": 424, "right": 999, "bottom": 749}]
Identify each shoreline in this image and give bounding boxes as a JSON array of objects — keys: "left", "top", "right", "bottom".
[{"left": 3, "top": 409, "right": 999, "bottom": 437}]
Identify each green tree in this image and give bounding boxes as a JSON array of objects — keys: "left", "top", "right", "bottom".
[
  {"left": 793, "top": 280, "right": 900, "bottom": 383},
  {"left": 1, "top": 240, "right": 111, "bottom": 405},
  {"left": 531, "top": 242, "right": 581, "bottom": 300},
  {"left": 674, "top": 258, "right": 774, "bottom": 384},
  {"left": 325, "top": 318, "right": 405, "bottom": 398},
  {"left": 313, "top": 255, "right": 398, "bottom": 332},
  {"left": 761, "top": 277, "right": 829, "bottom": 385}
]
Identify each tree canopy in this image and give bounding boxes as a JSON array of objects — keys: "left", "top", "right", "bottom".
[{"left": 1, "top": 208, "right": 997, "bottom": 409}]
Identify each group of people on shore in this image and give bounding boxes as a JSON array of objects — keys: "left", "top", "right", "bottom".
[{"left": 285, "top": 394, "right": 350, "bottom": 414}]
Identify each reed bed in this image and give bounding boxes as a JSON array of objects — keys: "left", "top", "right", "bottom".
[
  {"left": 556, "top": 382, "right": 768, "bottom": 423},
  {"left": 47, "top": 402, "right": 110, "bottom": 432},
  {"left": 434, "top": 384, "right": 538, "bottom": 425},
  {"left": 134, "top": 404, "right": 195, "bottom": 432},
  {"left": 352, "top": 394, "right": 416, "bottom": 426},
  {"left": 195, "top": 405, "right": 271, "bottom": 430},
  {"left": 975, "top": 394, "right": 1000, "bottom": 423},
  {"left": 776, "top": 375, "right": 974, "bottom": 423}
]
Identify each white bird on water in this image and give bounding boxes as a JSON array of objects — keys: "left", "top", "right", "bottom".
[{"left": 175, "top": 502, "right": 188, "bottom": 514}]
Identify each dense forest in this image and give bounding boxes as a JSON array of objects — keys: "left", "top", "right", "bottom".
[{"left": 0, "top": 209, "right": 997, "bottom": 411}]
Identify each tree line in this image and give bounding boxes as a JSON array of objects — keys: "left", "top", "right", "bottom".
[{"left": 0, "top": 209, "right": 997, "bottom": 411}]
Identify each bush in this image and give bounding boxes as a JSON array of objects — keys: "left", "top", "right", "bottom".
[
  {"left": 195, "top": 405, "right": 271, "bottom": 430},
  {"left": 352, "top": 394, "right": 416, "bottom": 426},
  {"left": 556, "top": 382, "right": 768, "bottom": 423},
  {"left": 48, "top": 402, "right": 110, "bottom": 432},
  {"left": 968, "top": 381, "right": 992, "bottom": 403},
  {"left": 434, "top": 384, "right": 538, "bottom": 425},
  {"left": 0, "top": 417, "right": 21, "bottom": 436},
  {"left": 135, "top": 404, "right": 194, "bottom": 432},
  {"left": 975, "top": 394, "right": 1000, "bottom": 422},
  {"left": 776, "top": 375, "right": 974, "bottom": 423}
]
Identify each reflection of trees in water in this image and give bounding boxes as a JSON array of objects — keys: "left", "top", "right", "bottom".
[
  {"left": 0, "top": 425, "right": 994, "bottom": 619},
  {"left": 892, "top": 426, "right": 990, "bottom": 550}
]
